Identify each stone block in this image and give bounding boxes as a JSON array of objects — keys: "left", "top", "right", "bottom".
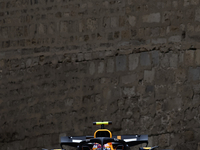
[
  {"left": 106, "top": 58, "right": 114, "bottom": 73},
  {"left": 191, "top": 0, "right": 199, "bottom": 4},
  {"left": 184, "top": 0, "right": 190, "bottom": 6},
  {"left": 89, "top": 62, "right": 95, "bottom": 75},
  {"left": 168, "top": 35, "right": 181, "bottom": 43},
  {"left": 162, "top": 11, "right": 174, "bottom": 23},
  {"left": 105, "top": 50, "right": 115, "bottom": 57},
  {"left": 65, "top": 98, "right": 74, "bottom": 106},
  {"left": 111, "top": 17, "right": 118, "bottom": 28},
  {"left": 195, "top": 24, "right": 200, "bottom": 32},
  {"left": 184, "top": 130, "right": 194, "bottom": 142},
  {"left": 172, "top": 1, "right": 178, "bottom": 7},
  {"left": 187, "top": 23, "right": 194, "bottom": 32},
  {"left": 0, "top": 60, "right": 4, "bottom": 68},
  {"left": 185, "top": 50, "right": 194, "bottom": 66},
  {"left": 121, "top": 74, "right": 136, "bottom": 84},
  {"left": 121, "top": 30, "right": 131, "bottom": 40},
  {"left": 193, "top": 84, "right": 200, "bottom": 93},
  {"left": 129, "top": 53, "right": 139, "bottom": 70},
  {"left": 114, "top": 31, "right": 120, "bottom": 39},
  {"left": 121, "top": 86, "right": 135, "bottom": 98},
  {"left": 132, "top": 39, "right": 146, "bottom": 45},
  {"left": 93, "top": 51, "right": 104, "bottom": 59},
  {"left": 98, "top": 61, "right": 104, "bottom": 73},
  {"left": 196, "top": 8, "right": 200, "bottom": 22},
  {"left": 195, "top": 49, "right": 200, "bottom": 65},
  {"left": 159, "top": 134, "right": 170, "bottom": 147},
  {"left": 170, "top": 53, "right": 178, "bottom": 68},
  {"left": 160, "top": 27, "right": 166, "bottom": 36},
  {"left": 128, "top": 15, "right": 136, "bottom": 26},
  {"left": 140, "top": 52, "right": 151, "bottom": 66},
  {"left": 26, "top": 58, "right": 32, "bottom": 68},
  {"left": 142, "top": 13, "right": 161, "bottom": 23},
  {"left": 144, "top": 69, "right": 155, "bottom": 83},
  {"left": 1, "top": 27, "right": 8, "bottom": 38},
  {"left": 119, "top": 16, "right": 126, "bottom": 27},
  {"left": 155, "top": 69, "right": 174, "bottom": 85},
  {"left": 48, "top": 23, "right": 55, "bottom": 34},
  {"left": 84, "top": 53, "right": 92, "bottom": 60},
  {"left": 175, "top": 68, "right": 186, "bottom": 83},
  {"left": 150, "top": 27, "right": 160, "bottom": 37},
  {"left": 138, "top": 28, "right": 145, "bottom": 37},
  {"left": 87, "top": 18, "right": 97, "bottom": 32},
  {"left": 145, "top": 85, "right": 154, "bottom": 93},
  {"left": 87, "top": 2, "right": 93, "bottom": 8},
  {"left": 178, "top": 84, "right": 194, "bottom": 99},
  {"left": 37, "top": 136, "right": 44, "bottom": 147},
  {"left": 38, "top": 23, "right": 46, "bottom": 34},
  {"left": 188, "top": 67, "right": 200, "bottom": 81},
  {"left": 77, "top": 53, "right": 84, "bottom": 61},
  {"left": 79, "top": 21, "right": 84, "bottom": 33},
  {"left": 103, "top": 17, "right": 110, "bottom": 29},
  {"left": 147, "top": 136, "right": 154, "bottom": 147},
  {"left": 102, "top": 1, "right": 109, "bottom": 7},
  {"left": 152, "top": 38, "right": 167, "bottom": 44},
  {"left": 164, "top": 97, "right": 182, "bottom": 112},
  {"left": 193, "top": 94, "right": 200, "bottom": 105},
  {"left": 178, "top": 52, "right": 184, "bottom": 65},
  {"left": 160, "top": 53, "right": 170, "bottom": 68},
  {"left": 116, "top": 55, "right": 127, "bottom": 71},
  {"left": 151, "top": 50, "right": 160, "bottom": 66},
  {"left": 103, "top": 87, "right": 111, "bottom": 99},
  {"left": 60, "top": 21, "right": 68, "bottom": 33}
]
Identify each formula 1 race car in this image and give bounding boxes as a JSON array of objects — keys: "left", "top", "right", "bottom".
[{"left": 43, "top": 121, "right": 158, "bottom": 150}]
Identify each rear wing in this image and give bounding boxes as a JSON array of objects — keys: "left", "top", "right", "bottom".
[{"left": 60, "top": 135, "right": 148, "bottom": 148}]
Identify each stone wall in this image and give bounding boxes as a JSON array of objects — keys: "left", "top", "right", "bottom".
[{"left": 1, "top": 0, "right": 200, "bottom": 150}]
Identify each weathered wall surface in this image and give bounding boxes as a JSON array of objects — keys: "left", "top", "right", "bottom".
[{"left": 1, "top": 0, "right": 200, "bottom": 150}]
